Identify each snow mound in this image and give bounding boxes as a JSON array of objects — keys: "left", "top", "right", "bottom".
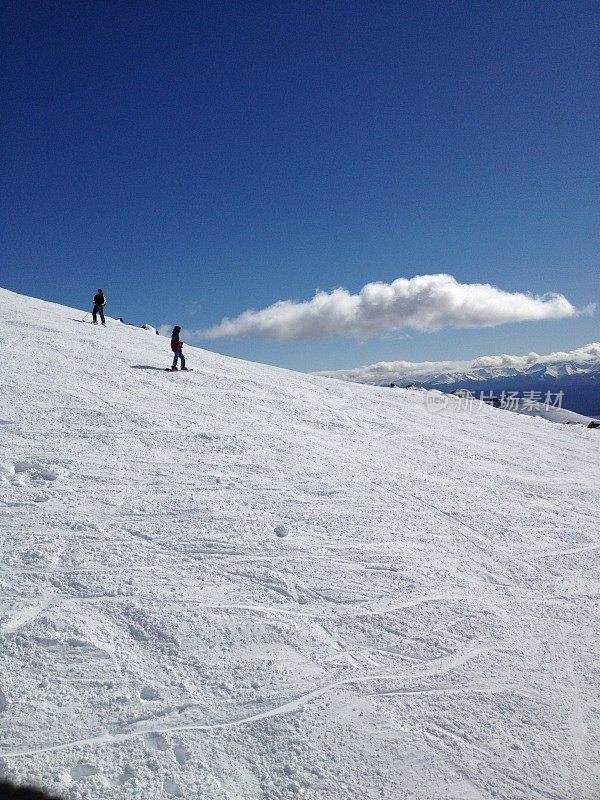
[{"left": 0, "top": 287, "right": 599, "bottom": 800}]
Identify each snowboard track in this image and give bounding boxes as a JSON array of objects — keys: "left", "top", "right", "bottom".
[{"left": 4, "top": 646, "right": 486, "bottom": 758}]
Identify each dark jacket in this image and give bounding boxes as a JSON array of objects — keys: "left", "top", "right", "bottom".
[
  {"left": 93, "top": 292, "right": 105, "bottom": 307},
  {"left": 171, "top": 329, "right": 183, "bottom": 352}
]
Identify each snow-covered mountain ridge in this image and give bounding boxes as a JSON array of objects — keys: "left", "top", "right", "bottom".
[
  {"left": 317, "top": 342, "right": 600, "bottom": 384},
  {"left": 318, "top": 343, "right": 600, "bottom": 416},
  {"left": 1, "top": 288, "right": 599, "bottom": 800}
]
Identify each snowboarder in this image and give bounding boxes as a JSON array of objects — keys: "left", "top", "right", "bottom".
[
  {"left": 170, "top": 326, "right": 188, "bottom": 371},
  {"left": 92, "top": 289, "right": 106, "bottom": 325}
]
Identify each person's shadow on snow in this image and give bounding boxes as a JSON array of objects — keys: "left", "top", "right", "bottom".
[
  {"left": 0, "top": 782, "right": 63, "bottom": 799},
  {"left": 130, "top": 365, "right": 167, "bottom": 371}
]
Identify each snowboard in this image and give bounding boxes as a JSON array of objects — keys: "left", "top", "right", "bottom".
[{"left": 165, "top": 368, "right": 194, "bottom": 372}]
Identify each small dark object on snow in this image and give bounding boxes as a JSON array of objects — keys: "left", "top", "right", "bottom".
[
  {"left": 0, "top": 781, "right": 63, "bottom": 800},
  {"left": 274, "top": 524, "right": 289, "bottom": 538},
  {"left": 588, "top": 420, "right": 600, "bottom": 429}
]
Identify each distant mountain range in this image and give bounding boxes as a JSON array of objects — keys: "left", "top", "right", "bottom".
[{"left": 317, "top": 343, "right": 600, "bottom": 417}]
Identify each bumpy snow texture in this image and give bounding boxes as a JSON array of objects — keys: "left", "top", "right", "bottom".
[{"left": 0, "top": 288, "right": 599, "bottom": 800}]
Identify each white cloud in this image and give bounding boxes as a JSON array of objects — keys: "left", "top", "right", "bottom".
[
  {"left": 315, "top": 343, "right": 600, "bottom": 385},
  {"left": 196, "top": 274, "right": 580, "bottom": 342}
]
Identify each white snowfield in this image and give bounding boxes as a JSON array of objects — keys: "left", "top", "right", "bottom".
[
  {"left": 443, "top": 391, "right": 598, "bottom": 427},
  {"left": 499, "top": 398, "right": 598, "bottom": 427},
  {"left": 0, "top": 288, "right": 599, "bottom": 800}
]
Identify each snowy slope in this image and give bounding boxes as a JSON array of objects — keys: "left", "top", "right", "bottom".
[
  {"left": 499, "top": 398, "right": 598, "bottom": 426},
  {"left": 1, "top": 288, "right": 599, "bottom": 800}
]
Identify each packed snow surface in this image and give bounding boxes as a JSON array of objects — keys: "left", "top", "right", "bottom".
[
  {"left": 499, "top": 398, "right": 597, "bottom": 426},
  {"left": 1, "top": 288, "right": 599, "bottom": 800}
]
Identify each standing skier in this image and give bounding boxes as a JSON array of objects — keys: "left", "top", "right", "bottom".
[
  {"left": 92, "top": 289, "right": 106, "bottom": 325},
  {"left": 170, "top": 326, "right": 188, "bottom": 371}
]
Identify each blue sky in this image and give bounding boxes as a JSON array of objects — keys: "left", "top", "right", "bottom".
[{"left": 2, "top": 1, "right": 598, "bottom": 371}]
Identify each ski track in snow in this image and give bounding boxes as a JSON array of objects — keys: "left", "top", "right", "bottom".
[
  {"left": 3, "top": 646, "right": 485, "bottom": 758},
  {"left": 0, "top": 288, "right": 599, "bottom": 800}
]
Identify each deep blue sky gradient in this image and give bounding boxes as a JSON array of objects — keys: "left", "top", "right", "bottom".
[{"left": 2, "top": 1, "right": 598, "bottom": 370}]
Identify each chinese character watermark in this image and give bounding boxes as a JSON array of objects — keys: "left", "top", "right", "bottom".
[{"left": 424, "top": 389, "right": 565, "bottom": 413}]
